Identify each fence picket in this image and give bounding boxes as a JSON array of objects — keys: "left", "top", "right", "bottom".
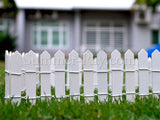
[
  {"left": 152, "top": 50, "right": 160, "bottom": 97},
  {"left": 110, "top": 49, "right": 123, "bottom": 101},
  {"left": 40, "top": 51, "right": 51, "bottom": 99},
  {"left": 125, "top": 50, "right": 136, "bottom": 101},
  {"left": 24, "top": 50, "right": 38, "bottom": 102},
  {"left": 54, "top": 50, "right": 65, "bottom": 98},
  {"left": 50, "top": 58, "right": 55, "bottom": 87},
  {"left": 135, "top": 59, "right": 138, "bottom": 88},
  {"left": 68, "top": 50, "right": 80, "bottom": 100},
  {"left": 138, "top": 49, "right": 149, "bottom": 96},
  {"left": 5, "top": 50, "right": 10, "bottom": 98},
  {"left": 83, "top": 50, "right": 94, "bottom": 101},
  {"left": 97, "top": 50, "right": 107, "bottom": 101},
  {"left": 148, "top": 58, "right": 152, "bottom": 88},
  {"left": 10, "top": 51, "right": 22, "bottom": 102},
  {"left": 79, "top": 58, "right": 82, "bottom": 86}
]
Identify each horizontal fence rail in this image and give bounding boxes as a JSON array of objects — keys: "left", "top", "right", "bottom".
[{"left": 4, "top": 49, "right": 160, "bottom": 102}]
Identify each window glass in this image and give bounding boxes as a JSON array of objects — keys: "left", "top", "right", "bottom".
[
  {"left": 86, "top": 31, "right": 96, "bottom": 45},
  {"left": 114, "top": 32, "right": 123, "bottom": 48},
  {"left": 87, "top": 23, "right": 96, "bottom": 27},
  {"left": 52, "top": 31, "right": 59, "bottom": 45},
  {"left": 100, "top": 23, "right": 110, "bottom": 27},
  {"left": 34, "top": 30, "right": 37, "bottom": 45},
  {"left": 41, "top": 31, "right": 48, "bottom": 45},
  {"left": 101, "top": 32, "right": 110, "bottom": 45},
  {"left": 63, "top": 31, "right": 66, "bottom": 46},
  {"left": 152, "top": 30, "right": 159, "bottom": 44}
]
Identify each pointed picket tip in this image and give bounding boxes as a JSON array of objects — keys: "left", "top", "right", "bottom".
[
  {"left": 83, "top": 50, "right": 93, "bottom": 57},
  {"left": 111, "top": 49, "right": 121, "bottom": 57},
  {"left": 9, "top": 51, "right": 12, "bottom": 56},
  {"left": 69, "top": 50, "right": 78, "bottom": 59},
  {"left": 14, "top": 51, "right": 21, "bottom": 56},
  {"left": 97, "top": 50, "right": 107, "bottom": 58},
  {"left": 54, "top": 50, "right": 65, "bottom": 58},
  {"left": 41, "top": 50, "right": 50, "bottom": 58},
  {"left": 5, "top": 50, "right": 9, "bottom": 55},
  {"left": 125, "top": 49, "right": 134, "bottom": 57},
  {"left": 138, "top": 49, "right": 148, "bottom": 57},
  {"left": 152, "top": 49, "right": 160, "bottom": 57},
  {"left": 25, "top": 50, "right": 36, "bottom": 57}
]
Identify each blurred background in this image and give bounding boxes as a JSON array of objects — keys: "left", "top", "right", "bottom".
[{"left": 0, "top": 0, "right": 160, "bottom": 59}]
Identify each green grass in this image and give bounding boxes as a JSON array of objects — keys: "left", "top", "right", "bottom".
[{"left": 0, "top": 61, "right": 160, "bottom": 119}]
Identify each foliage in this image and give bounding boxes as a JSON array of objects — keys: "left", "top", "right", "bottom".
[
  {"left": 1, "top": 0, "right": 18, "bottom": 16},
  {"left": 134, "top": 0, "right": 160, "bottom": 12},
  {"left": 0, "top": 32, "right": 16, "bottom": 60},
  {"left": 0, "top": 62, "right": 160, "bottom": 119}
]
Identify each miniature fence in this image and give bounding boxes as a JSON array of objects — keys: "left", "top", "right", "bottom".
[{"left": 4, "top": 49, "right": 160, "bottom": 102}]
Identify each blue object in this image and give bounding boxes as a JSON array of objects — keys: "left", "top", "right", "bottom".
[{"left": 146, "top": 44, "right": 160, "bottom": 57}]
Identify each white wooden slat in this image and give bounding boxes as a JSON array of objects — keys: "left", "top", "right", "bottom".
[
  {"left": 24, "top": 50, "right": 38, "bottom": 101},
  {"left": 36, "top": 53, "right": 40, "bottom": 86},
  {"left": 68, "top": 50, "right": 80, "bottom": 100},
  {"left": 50, "top": 58, "right": 55, "bottom": 87},
  {"left": 5, "top": 50, "right": 10, "bottom": 98},
  {"left": 109, "top": 59, "right": 111, "bottom": 90},
  {"left": 40, "top": 51, "right": 51, "bottom": 98},
  {"left": 97, "top": 50, "right": 108, "bottom": 101},
  {"left": 110, "top": 49, "right": 123, "bottom": 101},
  {"left": 138, "top": 49, "right": 149, "bottom": 96},
  {"left": 135, "top": 59, "right": 138, "bottom": 88},
  {"left": 79, "top": 58, "right": 82, "bottom": 86},
  {"left": 21, "top": 53, "right": 25, "bottom": 91},
  {"left": 94, "top": 58, "right": 97, "bottom": 89},
  {"left": 152, "top": 50, "right": 160, "bottom": 97},
  {"left": 10, "top": 51, "right": 22, "bottom": 102},
  {"left": 83, "top": 50, "right": 94, "bottom": 101},
  {"left": 148, "top": 58, "right": 152, "bottom": 88},
  {"left": 125, "top": 49, "right": 136, "bottom": 101},
  {"left": 54, "top": 50, "right": 65, "bottom": 98}
]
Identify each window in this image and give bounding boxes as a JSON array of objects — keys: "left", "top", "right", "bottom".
[
  {"left": 32, "top": 22, "right": 68, "bottom": 48},
  {"left": 83, "top": 21, "right": 126, "bottom": 50},
  {"left": 152, "top": 30, "right": 159, "bottom": 44},
  {"left": 0, "top": 20, "right": 9, "bottom": 32}
]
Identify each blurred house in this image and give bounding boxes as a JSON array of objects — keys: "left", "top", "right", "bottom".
[{"left": 0, "top": 0, "right": 160, "bottom": 53}]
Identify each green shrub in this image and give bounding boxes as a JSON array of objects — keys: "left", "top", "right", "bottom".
[{"left": 0, "top": 31, "right": 16, "bottom": 60}]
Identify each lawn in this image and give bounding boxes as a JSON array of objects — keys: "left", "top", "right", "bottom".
[{"left": 0, "top": 61, "right": 160, "bottom": 119}]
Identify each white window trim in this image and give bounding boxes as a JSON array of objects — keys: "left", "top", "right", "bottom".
[
  {"left": 82, "top": 20, "right": 128, "bottom": 51},
  {"left": 31, "top": 21, "right": 70, "bottom": 49}
]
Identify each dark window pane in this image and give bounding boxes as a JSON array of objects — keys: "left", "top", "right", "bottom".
[
  {"left": 63, "top": 31, "right": 66, "bottom": 46},
  {"left": 114, "top": 32, "right": 123, "bottom": 48},
  {"left": 101, "top": 32, "right": 110, "bottom": 46},
  {"left": 100, "top": 23, "right": 109, "bottom": 27},
  {"left": 52, "top": 31, "right": 59, "bottom": 45},
  {"left": 34, "top": 30, "right": 37, "bottom": 45},
  {"left": 86, "top": 31, "right": 96, "bottom": 45},
  {"left": 41, "top": 31, "right": 48, "bottom": 45},
  {"left": 152, "top": 30, "right": 159, "bottom": 44},
  {"left": 87, "top": 23, "right": 96, "bottom": 27}
]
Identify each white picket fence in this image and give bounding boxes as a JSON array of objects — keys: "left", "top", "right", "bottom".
[{"left": 4, "top": 49, "right": 160, "bottom": 102}]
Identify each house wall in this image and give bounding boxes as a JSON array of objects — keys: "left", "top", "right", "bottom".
[
  {"left": 80, "top": 10, "right": 131, "bottom": 52},
  {"left": 24, "top": 10, "right": 75, "bottom": 55},
  {"left": 19, "top": 9, "right": 160, "bottom": 54},
  {"left": 131, "top": 12, "right": 160, "bottom": 52}
]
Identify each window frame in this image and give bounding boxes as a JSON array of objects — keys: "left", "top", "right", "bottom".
[
  {"left": 31, "top": 21, "right": 69, "bottom": 49},
  {"left": 82, "top": 20, "right": 128, "bottom": 51}
]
